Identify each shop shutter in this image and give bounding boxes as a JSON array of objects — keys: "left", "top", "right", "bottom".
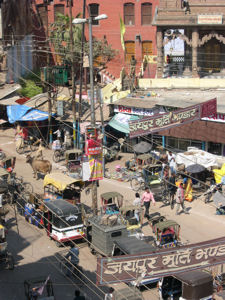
[
  {"left": 124, "top": 3, "right": 135, "bottom": 25},
  {"left": 142, "top": 41, "right": 153, "bottom": 58},
  {"left": 54, "top": 4, "right": 65, "bottom": 21},
  {"left": 141, "top": 3, "right": 152, "bottom": 25},
  {"left": 125, "top": 41, "right": 135, "bottom": 62}
]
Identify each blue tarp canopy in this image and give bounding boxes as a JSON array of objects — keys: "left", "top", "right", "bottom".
[
  {"left": 108, "top": 113, "right": 139, "bottom": 134},
  {"left": 7, "top": 105, "right": 51, "bottom": 124}
]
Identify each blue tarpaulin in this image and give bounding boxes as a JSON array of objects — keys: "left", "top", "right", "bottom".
[{"left": 7, "top": 105, "right": 50, "bottom": 124}]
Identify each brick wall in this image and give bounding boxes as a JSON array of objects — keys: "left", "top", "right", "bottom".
[{"left": 34, "top": 0, "right": 159, "bottom": 79}]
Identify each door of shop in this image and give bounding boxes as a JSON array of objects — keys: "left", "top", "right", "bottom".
[{"left": 204, "top": 39, "right": 221, "bottom": 72}]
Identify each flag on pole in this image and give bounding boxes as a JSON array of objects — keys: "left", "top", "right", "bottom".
[{"left": 120, "top": 16, "right": 126, "bottom": 51}]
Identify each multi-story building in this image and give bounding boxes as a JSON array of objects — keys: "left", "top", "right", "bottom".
[
  {"left": 154, "top": 0, "right": 225, "bottom": 78},
  {"left": 33, "top": 0, "right": 159, "bottom": 80}
]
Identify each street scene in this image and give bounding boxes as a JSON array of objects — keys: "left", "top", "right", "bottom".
[{"left": 1, "top": 1, "right": 225, "bottom": 300}]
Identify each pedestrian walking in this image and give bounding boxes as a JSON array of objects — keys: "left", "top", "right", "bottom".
[
  {"left": 141, "top": 187, "right": 155, "bottom": 218},
  {"left": 168, "top": 172, "right": 177, "bottom": 208},
  {"left": 168, "top": 151, "right": 176, "bottom": 175},
  {"left": 104, "top": 287, "right": 114, "bottom": 300},
  {"left": 133, "top": 192, "right": 141, "bottom": 222},
  {"left": 175, "top": 183, "right": 188, "bottom": 215},
  {"left": 74, "top": 290, "right": 85, "bottom": 300}
]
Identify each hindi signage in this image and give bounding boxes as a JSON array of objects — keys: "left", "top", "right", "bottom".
[
  {"left": 129, "top": 98, "right": 217, "bottom": 138},
  {"left": 97, "top": 236, "right": 225, "bottom": 285},
  {"left": 198, "top": 15, "right": 222, "bottom": 25},
  {"left": 114, "top": 105, "right": 165, "bottom": 117}
]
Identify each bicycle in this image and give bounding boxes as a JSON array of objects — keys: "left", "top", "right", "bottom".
[
  {"left": 8, "top": 174, "right": 33, "bottom": 204},
  {"left": 59, "top": 258, "right": 85, "bottom": 286},
  {"left": 16, "top": 136, "right": 39, "bottom": 154}
]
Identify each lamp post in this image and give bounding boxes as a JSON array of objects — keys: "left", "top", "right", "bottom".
[{"left": 73, "top": 14, "right": 107, "bottom": 215}]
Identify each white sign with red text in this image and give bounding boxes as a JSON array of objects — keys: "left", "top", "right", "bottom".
[
  {"left": 201, "top": 113, "right": 225, "bottom": 123},
  {"left": 114, "top": 105, "right": 165, "bottom": 117}
]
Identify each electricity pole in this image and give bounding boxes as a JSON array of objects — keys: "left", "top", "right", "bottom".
[
  {"left": 88, "top": 16, "right": 98, "bottom": 215},
  {"left": 69, "top": 0, "right": 76, "bottom": 148},
  {"left": 46, "top": 3, "right": 52, "bottom": 145},
  {"left": 78, "top": 0, "right": 86, "bottom": 149}
]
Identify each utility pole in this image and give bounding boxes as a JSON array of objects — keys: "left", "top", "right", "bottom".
[
  {"left": 46, "top": 3, "right": 52, "bottom": 145},
  {"left": 88, "top": 16, "right": 98, "bottom": 215},
  {"left": 69, "top": 0, "right": 76, "bottom": 148},
  {"left": 78, "top": 0, "right": 86, "bottom": 149}
]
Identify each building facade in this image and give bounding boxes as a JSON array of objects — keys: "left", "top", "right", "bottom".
[
  {"left": 33, "top": 0, "right": 159, "bottom": 81},
  {"left": 154, "top": 0, "right": 225, "bottom": 78}
]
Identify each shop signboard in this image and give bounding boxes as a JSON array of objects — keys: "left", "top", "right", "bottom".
[
  {"left": 85, "top": 127, "right": 102, "bottom": 155},
  {"left": 97, "top": 236, "right": 225, "bottom": 285},
  {"left": 114, "top": 105, "right": 164, "bottom": 117},
  {"left": 129, "top": 98, "right": 217, "bottom": 138},
  {"left": 201, "top": 113, "right": 225, "bottom": 123},
  {"left": 198, "top": 15, "right": 222, "bottom": 25}
]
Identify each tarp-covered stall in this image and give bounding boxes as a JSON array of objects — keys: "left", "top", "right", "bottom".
[{"left": 7, "top": 105, "right": 52, "bottom": 124}]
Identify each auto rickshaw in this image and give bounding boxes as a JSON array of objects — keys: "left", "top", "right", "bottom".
[
  {"left": 24, "top": 276, "right": 54, "bottom": 300},
  {"left": 65, "top": 149, "right": 83, "bottom": 174},
  {"left": 153, "top": 220, "right": 180, "bottom": 248},
  {"left": 100, "top": 192, "right": 123, "bottom": 214},
  {"left": 42, "top": 199, "right": 85, "bottom": 246},
  {"left": 159, "top": 270, "right": 213, "bottom": 300},
  {"left": 0, "top": 156, "right": 16, "bottom": 173},
  {"left": 119, "top": 205, "right": 144, "bottom": 234},
  {"left": 0, "top": 167, "right": 10, "bottom": 183},
  {"left": 148, "top": 212, "right": 166, "bottom": 231},
  {"left": 43, "top": 173, "right": 84, "bottom": 204},
  {"left": 0, "top": 224, "right": 14, "bottom": 270},
  {"left": 113, "top": 287, "right": 144, "bottom": 300}
]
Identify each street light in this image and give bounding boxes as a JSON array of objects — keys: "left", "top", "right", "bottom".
[
  {"left": 72, "top": 14, "right": 108, "bottom": 126},
  {"left": 73, "top": 14, "right": 107, "bottom": 215}
]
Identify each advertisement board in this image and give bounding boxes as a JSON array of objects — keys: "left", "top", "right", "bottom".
[
  {"left": 129, "top": 98, "right": 217, "bottom": 138},
  {"left": 97, "top": 236, "right": 225, "bottom": 285}
]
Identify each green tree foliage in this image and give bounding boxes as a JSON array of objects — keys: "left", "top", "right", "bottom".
[
  {"left": 19, "top": 72, "right": 43, "bottom": 98},
  {"left": 50, "top": 13, "right": 116, "bottom": 68}
]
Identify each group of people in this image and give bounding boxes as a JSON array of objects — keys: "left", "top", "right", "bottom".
[{"left": 133, "top": 182, "right": 188, "bottom": 220}]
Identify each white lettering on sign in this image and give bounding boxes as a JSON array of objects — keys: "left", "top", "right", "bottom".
[{"left": 201, "top": 113, "right": 225, "bottom": 123}]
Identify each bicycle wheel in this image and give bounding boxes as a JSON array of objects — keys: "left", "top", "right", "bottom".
[
  {"left": 130, "top": 178, "right": 141, "bottom": 191},
  {"left": 53, "top": 150, "right": 61, "bottom": 163},
  {"left": 30, "top": 143, "right": 38, "bottom": 152},
  {"left": 16, "top": 145, "right": 24, "bottom": 154},
  {"left": 22, "top": 182, "right": 33, "bottom": 194}
]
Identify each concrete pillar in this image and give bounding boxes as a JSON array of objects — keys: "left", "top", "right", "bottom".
[
  {"left": 156, "top": 27, "right": 164, "bottom": 78},
  {"left": 192, "top": 28, "right": 199, "bottom": 78}
]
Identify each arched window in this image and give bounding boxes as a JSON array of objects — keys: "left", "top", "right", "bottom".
[
  {"left": 141, "top": 3, "right": 152, "bottom": 25},
  {"left": 89, "top": 3, "right": 99, "bottom": 25},
  {"left": 124, "top": 3, "right": 135, "bottom": 25},
  {"left": 54, "top": 4, "right": 65, "bottom": 21}
]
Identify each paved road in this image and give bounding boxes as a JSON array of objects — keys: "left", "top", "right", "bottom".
[{"left": 0, "top": 129, "right": 225, "bottom": 300}]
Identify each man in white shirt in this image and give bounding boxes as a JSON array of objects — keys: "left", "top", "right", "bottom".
[{"left": 168, "top": 151, "right": 176, "bottom": 174}]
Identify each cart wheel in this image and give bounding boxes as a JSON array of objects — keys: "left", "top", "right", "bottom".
[
  {"left": 55, "top": 240, "right": 61, "bottom": 247},
  {"left": 21, "top": 182, "right": 33, "bottom": 194},
  {"left": 130, "top": 178, "right": 141, "bottom": 191},
  {"left": 53, "top": 150, "right": 61, "bottom": 163},
  {"left": 7, "top": 254, "right": 14, "bottom": 270},
  {"left": 16, "top": 145, "right": 24, "bottom": 155}
]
